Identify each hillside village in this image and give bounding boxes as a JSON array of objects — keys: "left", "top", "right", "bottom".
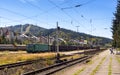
[
  {"left": 0, "top": 24, "right": 112, "bottom": 47},
  {"left": 0, "top": 26, "right": 55, "bottom": 45}
]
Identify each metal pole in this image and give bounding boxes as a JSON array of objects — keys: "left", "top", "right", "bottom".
[
  {"left": 76, "top": 26, "right": 79, "bottom": 32},
  {"left": 48, "top": 35, "right": 50, "bottom": 51},
  {"left": 56, "top": 21, "right": 60, "bottom": 62},
  {"left": 56, "top": 22, "right": 59, "bottom": 53},
  {"left": 76, "top": 26, "right": 79, "bottom": 50},
  {"left": 21, "top": 25, "right": 23, "bottom": 45},
  {"left": 90, "top": 19, "right": 92, "bottom": 49}
]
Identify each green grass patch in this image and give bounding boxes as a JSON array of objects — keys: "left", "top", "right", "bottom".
[
  {"left": 108, "top": 57, "right": 112, "bottom": 75},
  {"left": 0, "top": 52, "right": 56, "bottom": 65},
  {"left": 90, "top": 56, "right": 106, "bottom": 75}
]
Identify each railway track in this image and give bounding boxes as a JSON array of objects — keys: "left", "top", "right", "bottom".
[
  {"left": 0, "top": 53, "right": 79, "bottom": 70},
  {"left": 23, "top": 56, "right": 91, "bottom": 75},
  {"left": 0, "top": 58, "right": 45, "bottom": 70},
  {"left": 22, "top": 49, "right": 104, "bottom": 75},
  {"left": 0, "top": 49, "right": 105, "bottom": 75}
]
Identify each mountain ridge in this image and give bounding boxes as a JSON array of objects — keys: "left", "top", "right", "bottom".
[{"left": 5, "top": 24, "right": 112, "bottom": 45}]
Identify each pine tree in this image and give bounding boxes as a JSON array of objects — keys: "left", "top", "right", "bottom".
[{"left": 112, "top": 0, "right": 120, "bottom": 48}]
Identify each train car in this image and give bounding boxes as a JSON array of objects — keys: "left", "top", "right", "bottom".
[
  {"left": 26, "top": 43, "right": 99, "bottom": 53},
  {"left": 26, "top": 44, "right": 49, "bottom": 53},
  {"left": 50, "top": 45, "right": 78, "bottom": 52},
  {"left": 0, "top": 44, "right": 26, "bottom": 51}
]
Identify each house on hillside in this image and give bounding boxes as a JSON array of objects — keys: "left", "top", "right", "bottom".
[
  {"left": 0, "top": 28, "right": 15, "bottom": 43},
  {"left": 38, "top": 36, "right": 55, "bottom": 45}
]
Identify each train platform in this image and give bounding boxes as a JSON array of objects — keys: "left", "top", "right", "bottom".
[{"left": 53, "top": 49, "right": 120, "bottom": 75}]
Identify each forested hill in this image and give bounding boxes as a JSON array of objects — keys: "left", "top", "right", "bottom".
[{"left": 7, "top": 24, "right": 112, "bottom": 45}]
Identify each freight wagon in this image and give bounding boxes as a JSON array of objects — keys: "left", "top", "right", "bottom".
[
  {"left": 26, "top": 44, "right": 97, "bottom": 53},
  {"left": 26, "top": 44, "right": 49, "bottom": 53},
  {"left": 0, "top": 44, "right": 26, "bottom": 51}
]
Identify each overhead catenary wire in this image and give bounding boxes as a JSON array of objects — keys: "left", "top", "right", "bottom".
[
  {"left": 60, "top": 0, "right": 94, "bottom": 32},
  {"left": 81, "top": 0, "right": 97, "bottom": 6},
  {"left": 0, "top": 16, "right": 26, "bottom": 27},
  {"left": 20, "top": 0, "right": 87, "bottom": 29},
  {"left": 1, "top": 1, "right": 105, "bottom": 28},
  {"left": 25, "top": 0, "right": 67, "bottom": 20},
  {"left": 0, "top": 2, "right": 61, "bottom": 26},
  {"left": 47, "top": 0, "right": 87, "bottom": 29},
  {"left": 7, "top": 0, "right": 72, "bottom": 27},
  {"left": 0, "top": 7, "right": 57, "bottom": 27},
  {"left": 63, "top": 1, "right": 111, "bottom": 34},
  {"left": 61, "top": 0, "right": 97, "bottom": 10},
  {"left": 0, "top": 0, "right": 107, "bottom": 29},
  {"left": 0, "top": 7, "right": 40, "bottom": 24},
  {"left": 72, "top": 9, "right": 90, "bottom": 23},
  {"left": 24, "top": 0, "right": 70, "bottom": 22},
  {"left": 47, "top": 0, "right": 93, "bottom": 33},
  {"left": 1, "top": 15, "right": 56, "bottom": 27},
  {"left": 0, "top": 7, "right": 30, "bottom": 19},
  {"left": 0, "top": 0, "right": 113, "bottom": 39},
  {"left": 0, "top": 16, "right": 22, "bottom": 23},
  {"left": 0, "top": 0, "right": 86, "bottom": 29},
  {"left": 25, "top": 0, "right": 72, "bottom": 15}
]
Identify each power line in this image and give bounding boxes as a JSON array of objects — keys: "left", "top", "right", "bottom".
[
  {"left": 64, "top": 1, "right": 97, "bottom": 32},
  {"left": 0, "top": 7, "right": 52, "bottom": 25},
  {"left": 0, "top": 7, "right": 57, "bottom": 27},
  {"left": 0, "top": 15, "right": 56, "bottom": 27},
  {"left": 0, "top": 7, "right": 30, "bottom": 19},
  {"left": 24, "top": 0, "right": 73, "bottom": 25},
  {"left": 47, "top": 0, "right": 87, "bottom": 29},
  {"left": 0, "top": 16, "right": 22, "bottom": 23},
  {"left": 25, "top": 0, "right": 44, "bottom": 12},
  {"left": 60, "top": 1, "right": 92, "bottom": 31},
  {"left": 26, "top": 0, "right": 72, "bottom": 15},
  {"left": 0, "top": 0, "right": 98, "bottom": 33},
  {"left": 61, "top": 0, "right": 97, "bottom": 9},
  {"left": 74, "top": 9, "right": 112, "bottom": 21},
  {"left": 60, "top": 0, "right": 97, "bottom": 32},
  {"left": 0, "top": 0, "right": 78, "bottom": 28},
  {"left": 24, "top": 0, "right": 87, "bottom": 29},
  {"left": 82, "top": 0, "right": 97, "bottom": 6}
]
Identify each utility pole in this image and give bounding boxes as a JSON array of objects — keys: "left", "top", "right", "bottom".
[
  {"left": 76, "top": 26, "right": 79, "bottom": 50},
  {"left": 56, "top": 21, "right": 60, "bottom": 62},
  {"left": 76, "top": 26, "right": 79, "bottom": 32},
  {"left": 35, "top": 15, "right": 38, "bottom": 26},
  {"left": 21, "top": 25, "right": 23, "bottom": 45},
  {"left": 48, "top": 34, "right": 50, "bottom": 51},
  {"left": 90, "top": 19, "right": 93, "bottom": 48},
  {"left": 21, "top": 25, "right": 23, "bottom": 35},
  {"left": 90, "top": 19, "right": 92, "bottom": 35}
]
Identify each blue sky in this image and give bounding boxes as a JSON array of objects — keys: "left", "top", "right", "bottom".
[{"left": 0, "top": 0, "right": 117, "bottom": 39}]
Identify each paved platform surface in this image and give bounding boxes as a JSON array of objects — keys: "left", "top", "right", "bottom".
[{"left": 52, "top": 50, "right": 120, "bottom": 75}]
